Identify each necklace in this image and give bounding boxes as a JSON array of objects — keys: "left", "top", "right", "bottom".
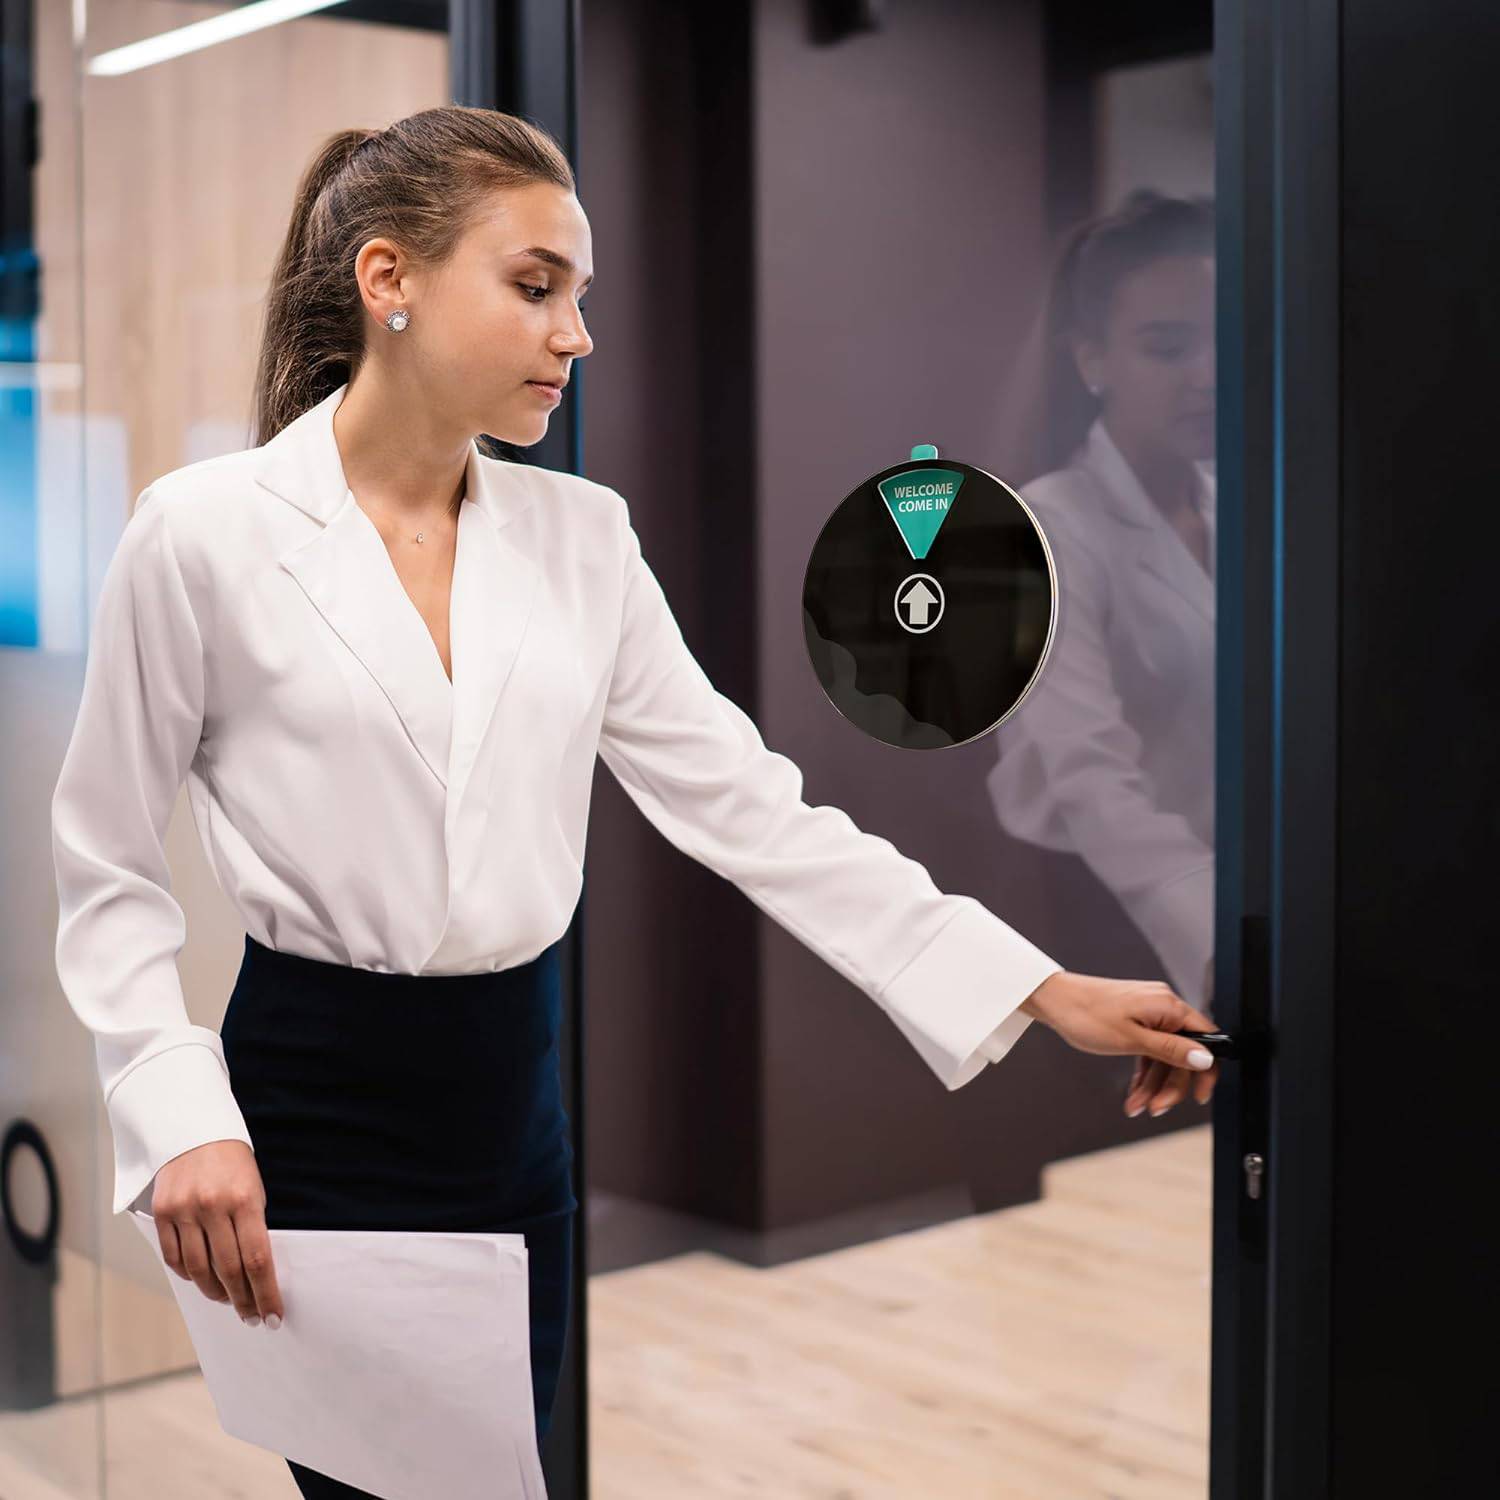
[
  {"left": 353, "top": 486, "right": 465, "bottom": 545},
  {"left": 413, "top": 492, "right": 464, "bottom": 545}
]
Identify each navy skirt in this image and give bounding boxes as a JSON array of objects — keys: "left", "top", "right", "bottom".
[{"left": 219, "top": 932, "right": 578, "bottom": 1499}]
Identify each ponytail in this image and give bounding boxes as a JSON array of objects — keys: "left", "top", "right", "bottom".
[{"left": 252, "top": 129, "right": 376, "bottom": 447}]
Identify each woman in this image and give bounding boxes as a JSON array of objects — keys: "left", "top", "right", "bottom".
[
  {"left": 50, "top": 111, "right": 1220, "bottom": 1496},
  {"left": 988, "top": 189, "right": 1218, "bottom": 1114}
]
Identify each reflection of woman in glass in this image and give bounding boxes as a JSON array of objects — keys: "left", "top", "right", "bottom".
[
  {"left": 51, "top": 117, "right": 1222, "bottom": 1497},
  {"left": 989, "top": 190, "right": 1217, "bottom": 1107}
]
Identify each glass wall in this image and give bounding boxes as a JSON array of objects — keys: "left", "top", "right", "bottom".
[
  {"left": 3, "top": 3, "right": 451, "bottom": 1494},
  {"left": 580, "top": 8, "right": 1217, "bottom": 1499}
]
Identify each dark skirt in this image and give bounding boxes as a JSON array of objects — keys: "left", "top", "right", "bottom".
[{"left": 219, "top": 932, "right": 578, "bottom": 1499}]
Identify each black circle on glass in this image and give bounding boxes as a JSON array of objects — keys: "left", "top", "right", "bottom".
[
  {"left": 2, "top": 1118, "right": 62, "bottom": 1265},
  {"left": 801, "top": 457, "right": 1058, "bottom": 749}
]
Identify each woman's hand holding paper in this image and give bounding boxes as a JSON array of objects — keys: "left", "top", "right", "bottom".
[{"left": 151, "top": 1140, "right": 286, "bottom": 1328}]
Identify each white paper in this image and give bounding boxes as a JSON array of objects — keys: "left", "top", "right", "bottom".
[{"left": 128, "top": 1210, "right": 548, "bottom": 1499}]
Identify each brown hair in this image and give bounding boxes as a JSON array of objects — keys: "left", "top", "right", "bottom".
[
  {"left": 251, "top": 105, "right": 575, "bottom": 452},
  {"left": 994, "top": 187, "right": 1215, "bottom": 487}
]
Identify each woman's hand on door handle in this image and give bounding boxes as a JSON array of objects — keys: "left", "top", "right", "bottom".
[{"left": 1019, "top": 972, "right": 1221, "bottom": 1116}]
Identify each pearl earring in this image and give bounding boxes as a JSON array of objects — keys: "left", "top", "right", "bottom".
[{"left": 385, "top": 308, "right": 410, "bottom": 332}]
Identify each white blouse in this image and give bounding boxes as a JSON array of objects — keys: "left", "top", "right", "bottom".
[{"left": 50, "top": 382, "right": 1062, "bottom": 1217}]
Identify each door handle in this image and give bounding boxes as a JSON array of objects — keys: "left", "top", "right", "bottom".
[{"left": 1179, "top": 1027, "right": 1270, "bottom": 1062}]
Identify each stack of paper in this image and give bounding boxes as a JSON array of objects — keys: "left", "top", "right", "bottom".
[{"left": 128, "top": 1209, "right": 547, "bottom": 1499}]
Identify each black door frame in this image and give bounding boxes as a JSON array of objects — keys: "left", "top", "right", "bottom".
[
  {"left": 449, "top": 5, "right": 588, "bottom": 1497},
  {"left": 1213, "top": 0, "right": 1339, "bottom": 1495}
]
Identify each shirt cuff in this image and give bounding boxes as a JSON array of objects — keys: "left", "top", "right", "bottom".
[
  {"left": 105, "top": 1039, "right": 254, "bottom": 1216},
  {"left": 873, "top": 897, "right": 1063, "bottom": 1091}
]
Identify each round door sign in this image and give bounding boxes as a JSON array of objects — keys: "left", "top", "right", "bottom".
[{"left": 801, "top": 443, "right": 1058, "bottom": 750}]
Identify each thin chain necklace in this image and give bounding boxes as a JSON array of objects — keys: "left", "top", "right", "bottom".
[
  {"left": 412, "top": 491, "right": 464, "bottom": 545},
  {"left": 351, "top": 486, "right": 464, "bottom": 545}
]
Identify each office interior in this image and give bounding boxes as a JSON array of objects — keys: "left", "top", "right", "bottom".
[{"left": 1, "top": 1, "right": 1489, "bottom": 1497}]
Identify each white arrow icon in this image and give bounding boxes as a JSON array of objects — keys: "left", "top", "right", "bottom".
[
  {"left": 900, "top": 579, "right": 939, "bottom": 625},
  {"left": 895, "top": 574, "right": 944, "bottom": 632}
]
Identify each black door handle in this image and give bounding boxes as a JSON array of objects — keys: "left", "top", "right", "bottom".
[{"left": 1179, "top": 1028, "right": 1269, "bottom": 1062}]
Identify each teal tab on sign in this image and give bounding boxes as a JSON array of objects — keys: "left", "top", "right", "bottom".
[{"left": 877, "top": 467, "right": 965, "bottom": 560}]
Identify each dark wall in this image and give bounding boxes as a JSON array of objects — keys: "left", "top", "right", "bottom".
[
  {"left": 752, "top": 0, "right": 1059, "bottom": 1225},
  {"left": 579, "top": 0, "right": 1213, "bottom": 1234},
  {"left": 577, "top": 0, "right": 764, "bottom": 1225},
  {"left": 1333, "top": 0, "right": 1498, "bottom": 1485},
  {"left": 752, "top": 0, "right": 1207, "bottom": 1228}
]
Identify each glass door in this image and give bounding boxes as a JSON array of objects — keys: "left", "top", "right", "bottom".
[
  {"left": 3, "top": 3, "right": 454, "bottom": 1495},
  {"left": 576, "top": 4, "right": 1234, "bottom": 1497},
  {"left": 2, "top": 0, "right": 105, "bottom": 1492}
]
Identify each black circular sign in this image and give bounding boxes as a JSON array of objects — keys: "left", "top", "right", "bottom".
[
  {"left": 802, "top": 451, "right": 1058, "bottom": 749},
  {"left": 2, "top": 1119, "right": 61, "bottom": 1265}
]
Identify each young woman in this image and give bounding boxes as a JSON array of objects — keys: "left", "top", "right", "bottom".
[
  {"left": 988, "top": 190, "right": 1218, "bottom": 1115},
  {"left": 50, "top": 109, "right": 1220, "bottom": 1496}
]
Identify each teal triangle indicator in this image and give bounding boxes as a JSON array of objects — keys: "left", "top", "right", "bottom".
[{"left": 877, "top": 466, "right": 965, "bottom": 560}]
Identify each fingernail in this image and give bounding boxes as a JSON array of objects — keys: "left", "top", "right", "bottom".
[
  {"left": 1187, "top": 1048, "right": 1214, "bottom": 1069},
  {"left": 265, "top": 1313, "right": 281, "bottom": 1330},
  {"left": 243, "top": 1315, "right": 262, "bottom": 1327},
  {"left": 1126, "top": 1102, "right": 1144, "bottom": 1117}
]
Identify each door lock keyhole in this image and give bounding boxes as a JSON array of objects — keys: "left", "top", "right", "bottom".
[{"left": 1243, "top": 1152, "right": 1266, "bottom": 1200}]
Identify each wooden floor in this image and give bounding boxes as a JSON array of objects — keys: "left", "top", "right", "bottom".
[
  {"left": 0, "top": 1127, "right": 1211, "bottom": 1498},
  {"left": 590, "top": 1126, "right": 1212, "bottom": 1499}
]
